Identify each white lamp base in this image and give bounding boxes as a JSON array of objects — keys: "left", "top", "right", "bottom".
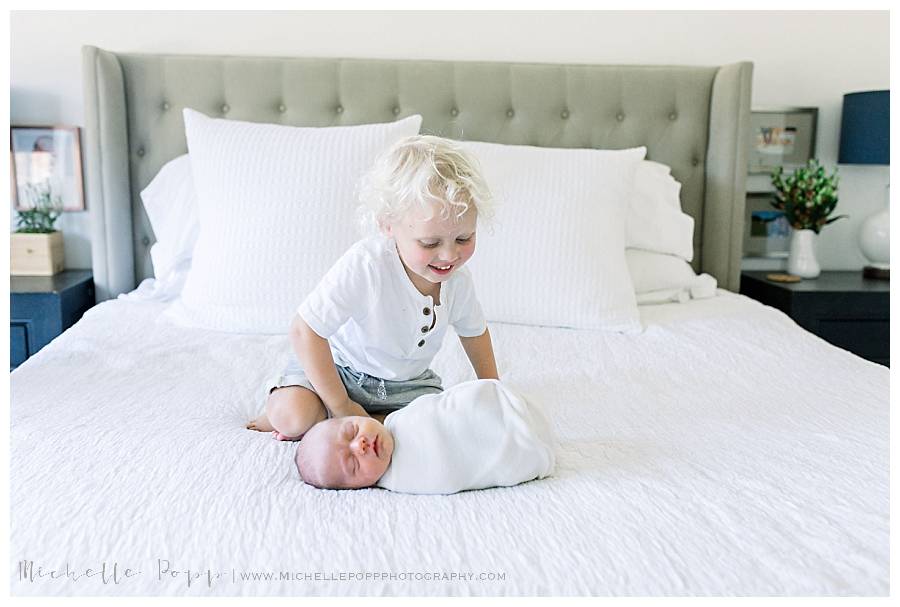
[{"left": 858, "top": 185, "right": 889, "bottom": 281}]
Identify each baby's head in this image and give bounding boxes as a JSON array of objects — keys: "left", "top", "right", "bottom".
[
  {"left": 358, "top": 135, "right": 493, "bottom": 285},
  {"left": 294, "top": 416, "right": 395, "bottom": 490}
]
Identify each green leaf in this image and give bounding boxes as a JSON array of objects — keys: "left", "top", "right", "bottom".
[{"left": 767, "top": 158, "right": 842, "bottom": 233}]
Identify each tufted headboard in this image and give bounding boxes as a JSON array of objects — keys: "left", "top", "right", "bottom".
[{"left": 81, "top": 46, "right": 752, "bottom": 301}]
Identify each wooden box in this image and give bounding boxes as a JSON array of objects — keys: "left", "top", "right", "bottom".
[{"left": 10, "top": 231, "right": 65, "bottom": 276}]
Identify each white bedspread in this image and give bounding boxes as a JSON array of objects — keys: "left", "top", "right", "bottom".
[{"left": 10, "top": 291, "right": 889, "bottom": 596}]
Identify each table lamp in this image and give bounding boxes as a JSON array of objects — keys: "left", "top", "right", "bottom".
[{"left": 838, "top": 90, "right": 889, "bottom": 279}]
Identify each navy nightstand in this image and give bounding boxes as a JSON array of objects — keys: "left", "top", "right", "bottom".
[
  {"left": 740, "top": 270, "right": 889, "bottom": 366},
  {"left": 10, "top": 270, "right": 95, "bottom": 370}
]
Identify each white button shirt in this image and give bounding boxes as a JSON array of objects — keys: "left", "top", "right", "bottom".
[{"left": 298, "top": 236, "right": 487, "bottom": 381}]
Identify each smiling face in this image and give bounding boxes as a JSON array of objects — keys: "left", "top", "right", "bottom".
[
  {"left": 385, "top": 202, "right": 478, "bottom": 295},
  {"left": 295, "top": 416, "right": 395, "bottom": 489}
]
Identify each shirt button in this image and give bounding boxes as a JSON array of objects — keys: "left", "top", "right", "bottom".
[
  {"left": 421, "top": 326, "right": 429, "bottom": 333},
  {"left": 423, "top": 307, "right": 431, "bottom": 315},
  {"left": 417, "top": 339, "right": 425, "bottom": 348}
]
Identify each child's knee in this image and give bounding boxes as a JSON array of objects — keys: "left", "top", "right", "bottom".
[{"left": 265, "top": 387, "right": 327, "bottom": 436}]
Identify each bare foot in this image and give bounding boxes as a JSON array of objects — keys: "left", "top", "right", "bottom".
[
  {"left": 246, "top": 412, "right": 275, "bottom": 432},
  {"left": 272, "top": 430, "right": 302, "bottom": 441}
]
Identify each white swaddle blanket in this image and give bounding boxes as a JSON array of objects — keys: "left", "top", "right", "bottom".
[{"left": 376, "top": 379, "right": 556, "bottom": 494}]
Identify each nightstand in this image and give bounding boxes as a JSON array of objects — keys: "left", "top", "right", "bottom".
[
  {"left": 740, "top": 271, "right": 889, "bottom": 366},
  {"left": 10, "top": 270, "right": 95, "bottom": 370}
]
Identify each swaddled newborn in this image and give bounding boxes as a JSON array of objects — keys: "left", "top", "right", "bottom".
[{"left": 294, "top": 379, "right": 556, "bottom": 494}]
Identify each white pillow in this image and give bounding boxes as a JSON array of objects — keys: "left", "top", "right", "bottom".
[
  {"left": 164, "top": 109, "right": 422, "bottom": 333},
  {"left": 462, "top": 141, "right": 646, "bottom": 333},
  {"left": 139, "top": 154, "right": 199, "bottom": 281},
  {"left": 626, "top": 249, "right": 717, "bottom": 304},
  {"left": 139, "top": 154, "right": 694, "bottom": 301},
  {"left": 626, "top": 160, "right": 694, "bottom": 261}
]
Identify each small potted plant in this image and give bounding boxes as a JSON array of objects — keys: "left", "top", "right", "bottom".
[
  {"left": 11, "top": 181, "right": 65, "bottom": 276},
  {"left": 770, "top": 159, "right": 845, "bottom": 279}
]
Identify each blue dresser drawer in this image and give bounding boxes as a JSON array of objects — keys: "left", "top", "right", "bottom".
[
  {"left": 10, "top": 270, "right": 94, "bottom": 370},
  {"left": 10, "top": 322, "right": 29, "bottom": 368}
]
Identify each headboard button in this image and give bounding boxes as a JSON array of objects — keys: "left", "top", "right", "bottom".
[
  {"left": 450, "top": 107, "right": 459, "bottom": 117},
  {"left": 392, "top": 106, "right": 401, "bottom": 115},
  {"left": 278, "top": 104, "right": 286, "bottom": 113},
  {"left": 162, "top": 102, "right": 170, "bottom": 111},
  {"left": 335, "top": 105, "right": 344, "bottom": 114},
  {"left": 669, "top": 112, "right": 678, "bottom": 121},
  {"left": 141, "top": 236, "right": 151, "bottom": 246},
  {"left": 506, "top": 109, "right": 515, "bottom": 118},
  {"left": 616, "top": 112, "right": 625, "bottom": 122},
  {"left": 136, "top": 148, "right": 145, "bottom": 157},
  {"left": 560, "top": 109, "right": 570, "bottom": 119},
  {"left": 221, "top": 104, "right": 230, "bottom": 113},
  {"left": 692, "top": 157, "right": 700, "bottom": 166}
]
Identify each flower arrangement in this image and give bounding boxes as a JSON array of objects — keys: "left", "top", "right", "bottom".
[
  {"left": 770, "top": 159, "right": 845, "bottom": 234},
  {"left": 15, "top": 181, "right": 62, "bottom": 234}
]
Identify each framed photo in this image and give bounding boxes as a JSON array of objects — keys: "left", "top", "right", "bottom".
[
  {"left": 10, "top": 125, "right": 85, "bottom": 211},
  {"left": 748, "top": 107, "right": 818, "bottom": 175},
  {"left": 743, "top": 192, "right": 791, "bottom": 258}
]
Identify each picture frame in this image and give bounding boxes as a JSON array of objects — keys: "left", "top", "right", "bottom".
[
  {"left": 10, "top": 125, "right": 85, "bottom": 211},
  {"left": 743, "top": 192, "right": 791, "bottom": 258},
  {"left": 748, "top": 107, "right": 818, "bottom": 175}
]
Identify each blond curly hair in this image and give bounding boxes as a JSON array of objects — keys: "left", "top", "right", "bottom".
[{"left": 357, "top": 135, "right": 493, "bottom": 234}]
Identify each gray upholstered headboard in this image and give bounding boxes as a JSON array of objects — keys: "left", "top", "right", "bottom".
[{"left": 82, "top": 46, "right": 751, "bottom": 301}]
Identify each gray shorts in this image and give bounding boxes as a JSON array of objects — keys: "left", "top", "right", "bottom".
[{"left": 263, "top": 357, "right": 443, "bottom": 416}]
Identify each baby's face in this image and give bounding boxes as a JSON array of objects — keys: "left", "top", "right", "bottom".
[{"left": 300, "top": 416, "right": 394, "bottom": 489}]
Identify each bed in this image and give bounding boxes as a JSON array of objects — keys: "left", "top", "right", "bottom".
[{"left": 9, "top": 47, "right": 888, "bottom": 596}]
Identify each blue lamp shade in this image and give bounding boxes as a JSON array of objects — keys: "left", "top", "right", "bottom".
[{"left": 838, "top": 90, "right": 889, "bottom": 165}]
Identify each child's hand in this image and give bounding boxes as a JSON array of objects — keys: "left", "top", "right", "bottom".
[{"left": 330, "top": 398, "right": 369, "bottom": 419}]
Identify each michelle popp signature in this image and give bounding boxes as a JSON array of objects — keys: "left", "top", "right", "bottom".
[{"left": 17, "top": 559, "right": 224, "bottom": 588}]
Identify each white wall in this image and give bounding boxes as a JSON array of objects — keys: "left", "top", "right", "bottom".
[{"left": 10, "top": 10, "right": 890, "bottom": 271}]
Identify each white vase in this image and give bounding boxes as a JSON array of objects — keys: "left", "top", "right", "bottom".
[{"left": 787, "top": 229, "right": 821, "bottom": 279}]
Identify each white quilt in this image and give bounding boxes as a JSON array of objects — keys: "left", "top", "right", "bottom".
[
  {"left": 9, "top": 291, "right": 888, "bottom": 596},
  {"left": 377, "top": 379, "right": 556, "bottom": 495}
]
